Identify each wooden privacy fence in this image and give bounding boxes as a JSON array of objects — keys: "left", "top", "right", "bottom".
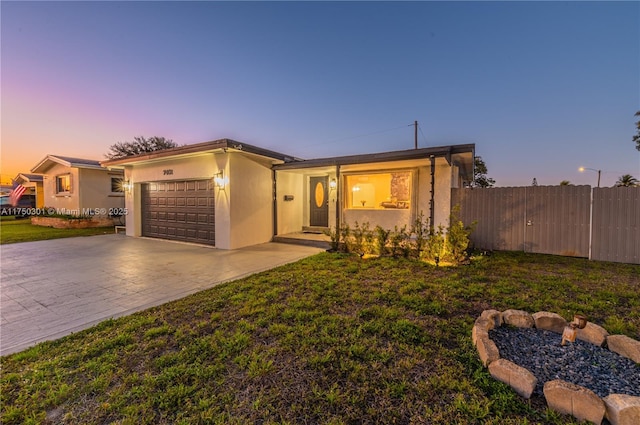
[{"left": 451, "top": 186, "right": 640, "bottom": 264}]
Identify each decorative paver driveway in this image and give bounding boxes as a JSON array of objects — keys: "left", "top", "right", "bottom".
[{"left": 0, "top": 234, "right": 322, "bottom": 356}]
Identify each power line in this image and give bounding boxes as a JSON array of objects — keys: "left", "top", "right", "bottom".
[{"left": 418, "top": 124, "right": 427, "bottom": 146}]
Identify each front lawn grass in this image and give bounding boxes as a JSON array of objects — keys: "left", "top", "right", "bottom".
[
  {"left": 1, "top": 252, "right": 638, "bottom": 424},
  {"left": 0, "top": 216, "right": 113, "bottom": 244}
]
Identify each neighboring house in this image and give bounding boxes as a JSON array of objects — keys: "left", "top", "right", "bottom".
[
  {"left": 31, "top": 155, "right": 124, "bottom": 215},
  {"left": 102, "top": 139, "right": 474, "bottom": 250},
  {"left": 13, "top": 173, "right": 44, "bottom": 208}
]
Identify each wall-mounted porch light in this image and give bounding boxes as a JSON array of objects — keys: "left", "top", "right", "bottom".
[
  {"left": 122, "top": 180, "right": 133, "bottom": 193},
  {"left": 329, "top": 178, "right": 337, "bottom": 191},
  {"left": 214, "top": 170, "right": 226, "bottom": 189}
]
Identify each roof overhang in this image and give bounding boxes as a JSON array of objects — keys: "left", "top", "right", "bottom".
[
  {"left": 15, "top": 173, "right": 44, "bottom": 184},
  {"left": 31, "top": 155, "right": 104, "bottom": 173},
  {"left": 273, "top": 143, "right": 475, "bottom": 181},
  {"left": 101, "top": 139, "right": 299, "bottom": 169}
]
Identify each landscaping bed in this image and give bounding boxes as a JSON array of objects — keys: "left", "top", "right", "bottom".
[{"left": 31, "top": 216, "right": 115, "bottom": 229}]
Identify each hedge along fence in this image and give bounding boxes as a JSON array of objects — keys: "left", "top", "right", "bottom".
[
  {"left": 325, "top": 207, "right": 476, "bottom": 266},
  {"left": 451, "top": 186, "right": 640, "bottom": 264}
]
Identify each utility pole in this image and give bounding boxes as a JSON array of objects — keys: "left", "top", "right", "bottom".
[{"left": 414, "top": 120, "right": 418, "bottom": 149}]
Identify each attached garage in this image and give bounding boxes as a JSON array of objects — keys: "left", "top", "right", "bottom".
[
  {"left": 101, "top": 139, "right": 297, "bottom": 249},
  {"left": 141, "top": 179, "right": 215, "bottom": 246}
]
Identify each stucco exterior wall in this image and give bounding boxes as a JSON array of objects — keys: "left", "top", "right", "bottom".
[
  {"left": 125, "top": 154, "right": 217, "bottom": 183},
  {"left": 77, "top": 168, "right": 124, "bottom": 216},
  {"left": 119, "top": 152, "right": 274, "bottom": 249},
  {"left": 227, "top": 154, "right": 274, "bottom": 249},
  {"left": 35, "top": 184, "right": 44, "bottom": 208},
  {"left": 121, "top": 153, "right": 222, "bottom": 240},
  {"left": 42, "top": 164, "right": 81, "bottom": 213},
  {"left": 343, "top": 209, "right": 413, "bottom": 232},
  {"left": 276, "top": 171, "right": 304, "bottom": 234},
  {"left": 433, "top": 160, "right": 453, "bottom": 229},
  {"left": 416, "top": 165, "right": 431, "bottom": 222},
  {"left": 327, "top": 173, "right": 338, "bottom": 229}
]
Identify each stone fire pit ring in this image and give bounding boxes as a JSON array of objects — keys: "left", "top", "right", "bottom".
[{"left": 473, "top": 309, "right": 640, "bottom": 425}]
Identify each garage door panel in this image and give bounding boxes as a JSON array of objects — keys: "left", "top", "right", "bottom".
[{"left": 142, "top": 179, "right": 215, "bottom": 245}]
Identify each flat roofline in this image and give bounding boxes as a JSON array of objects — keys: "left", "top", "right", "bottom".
[
  {"left": 101, "top": 139, "right": 299, "bottom": 167},
  {"left": 273, "top": 144, "right": 475, "bottom": 170}
]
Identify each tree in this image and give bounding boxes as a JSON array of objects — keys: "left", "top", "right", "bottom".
[
  {"left": 615, "top": 174, "right": 639, "bottom": 187},
  {"left": 105, "top": 136, "right": 179, "bottom": 159},
  {"left": 473, "top": 156, "right": 495, "bottom": 188},
  {"left": 634, "top": 111, "right": 640, "bottom": 152},
  {"left": 559, "top": 180, "right": 572, "bottom": 186}
]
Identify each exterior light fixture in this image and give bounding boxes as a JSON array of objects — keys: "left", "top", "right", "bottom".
[
  {"left": 579, "top": 167, "right": 601, "bottom": 188},
  {"left": 329, "top": 178, "right": 337, "bottom": 190},
  {"left": 214, "top": 170, "right": 226, "bottom": 189},
  {"left": 122, "top": 180, "right": 133, "bottom": 193}
]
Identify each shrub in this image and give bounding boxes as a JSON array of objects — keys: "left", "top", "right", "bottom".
[
  {"left": 351, "top": 221, "right": 371, "bottom": 255},
  {"left": 390, "top": 225, "right": 410, "bottom": 258},
  {"left": 445, "top": 205, "right": 476, "bottom": 264},
  {"left": 339, "top": 223, "right": 351, "bottom": 253},
  {"left": 422, "top": 225, "right": 446, "bottom": 265},
  {"left": 410, "top": 211, "right": 429, "bottom": 256},
  {"left": 323, "top": 227, "right": 340, "bottom": 252},
  {"left": 374, "top": 225, "right": 391, "bottom": 256},
  {"left": 326, "top": 206, "right": 476, "bottom": 266}
]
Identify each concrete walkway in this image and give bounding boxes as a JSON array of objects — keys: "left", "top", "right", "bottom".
[{"left": 0, "top": 235, "right": 323, "bottom": 356}]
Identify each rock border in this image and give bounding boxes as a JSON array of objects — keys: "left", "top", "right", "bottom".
[{"left": 473, "top": 309, "right": 640, "bottom": 425}]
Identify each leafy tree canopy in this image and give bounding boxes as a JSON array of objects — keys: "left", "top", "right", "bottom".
[
  {"left": 559, "top": 180, "right": 572, "bottom": 186},
  {"left": 105, "top": 136, "right": 180, "bottom": 159},
  {"left": 634, "top": 111, "right": 640, "bottom": 152},
  {"left": 473, "top": 156, "right": 495, "bottom": 188},
  {"left": 615, "top": 174, "right": 639, "bottom": 187}
]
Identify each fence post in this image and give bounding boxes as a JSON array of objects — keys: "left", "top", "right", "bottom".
[{"left": 588, "top": 186, "right": 594, "bottom": 260}]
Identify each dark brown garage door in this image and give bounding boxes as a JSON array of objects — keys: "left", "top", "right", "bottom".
[{"left": 141, "top": 180, "right": 215, "bottom": 245}]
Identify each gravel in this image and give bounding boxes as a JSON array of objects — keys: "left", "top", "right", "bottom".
[{"left": 489, "top": 326, "right": 640, "bottom": 398}]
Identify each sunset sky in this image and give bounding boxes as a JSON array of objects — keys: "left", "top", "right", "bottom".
[{"left": 2, "top": 1, "right": 639, "bottom": 187}]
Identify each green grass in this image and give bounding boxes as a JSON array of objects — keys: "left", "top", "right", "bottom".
[
  {"left": 1, "top": 251, "right": 638, "bottom": 424},
  {"left": 0, "top": 216, "right": 113, "bottom": 244}
]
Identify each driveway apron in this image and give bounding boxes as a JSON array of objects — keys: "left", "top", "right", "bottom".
[{"left": 0, "top": 234, "right": 322, "bottom": 356}]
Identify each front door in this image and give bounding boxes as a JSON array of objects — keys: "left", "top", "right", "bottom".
[{"left": 309, "top": 176, "right": 329, "bottom": 227}]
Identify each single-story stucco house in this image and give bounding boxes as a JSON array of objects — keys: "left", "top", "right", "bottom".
[
  {"left": 101, "top": 139, "right": 475, "bottom": 250},
  {"left": 31, "top": 155, "right": 124, "bottom": 215}
]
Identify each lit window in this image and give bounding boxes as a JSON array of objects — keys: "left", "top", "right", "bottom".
[
  {"left": 345, "top": 172, "right": 411, "bottom": 209},
  {"left": 56, "top": 175, "right": 71, "bottom": 193},
  {"left": 111, "top": 177, "right": 124, "bottom": 193}
]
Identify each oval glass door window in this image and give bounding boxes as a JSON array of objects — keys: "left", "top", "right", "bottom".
[{"left": 315, "top": 182, "right": 325, "bottom": 208}]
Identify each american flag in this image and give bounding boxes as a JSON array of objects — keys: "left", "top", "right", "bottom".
[{"left": 9, "top": 183, "right": 27, "bottom": 206}]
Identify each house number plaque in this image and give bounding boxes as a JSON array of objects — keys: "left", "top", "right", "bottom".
[{"left": 163, "top": 169, "right": 174, "bottom": 175}]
